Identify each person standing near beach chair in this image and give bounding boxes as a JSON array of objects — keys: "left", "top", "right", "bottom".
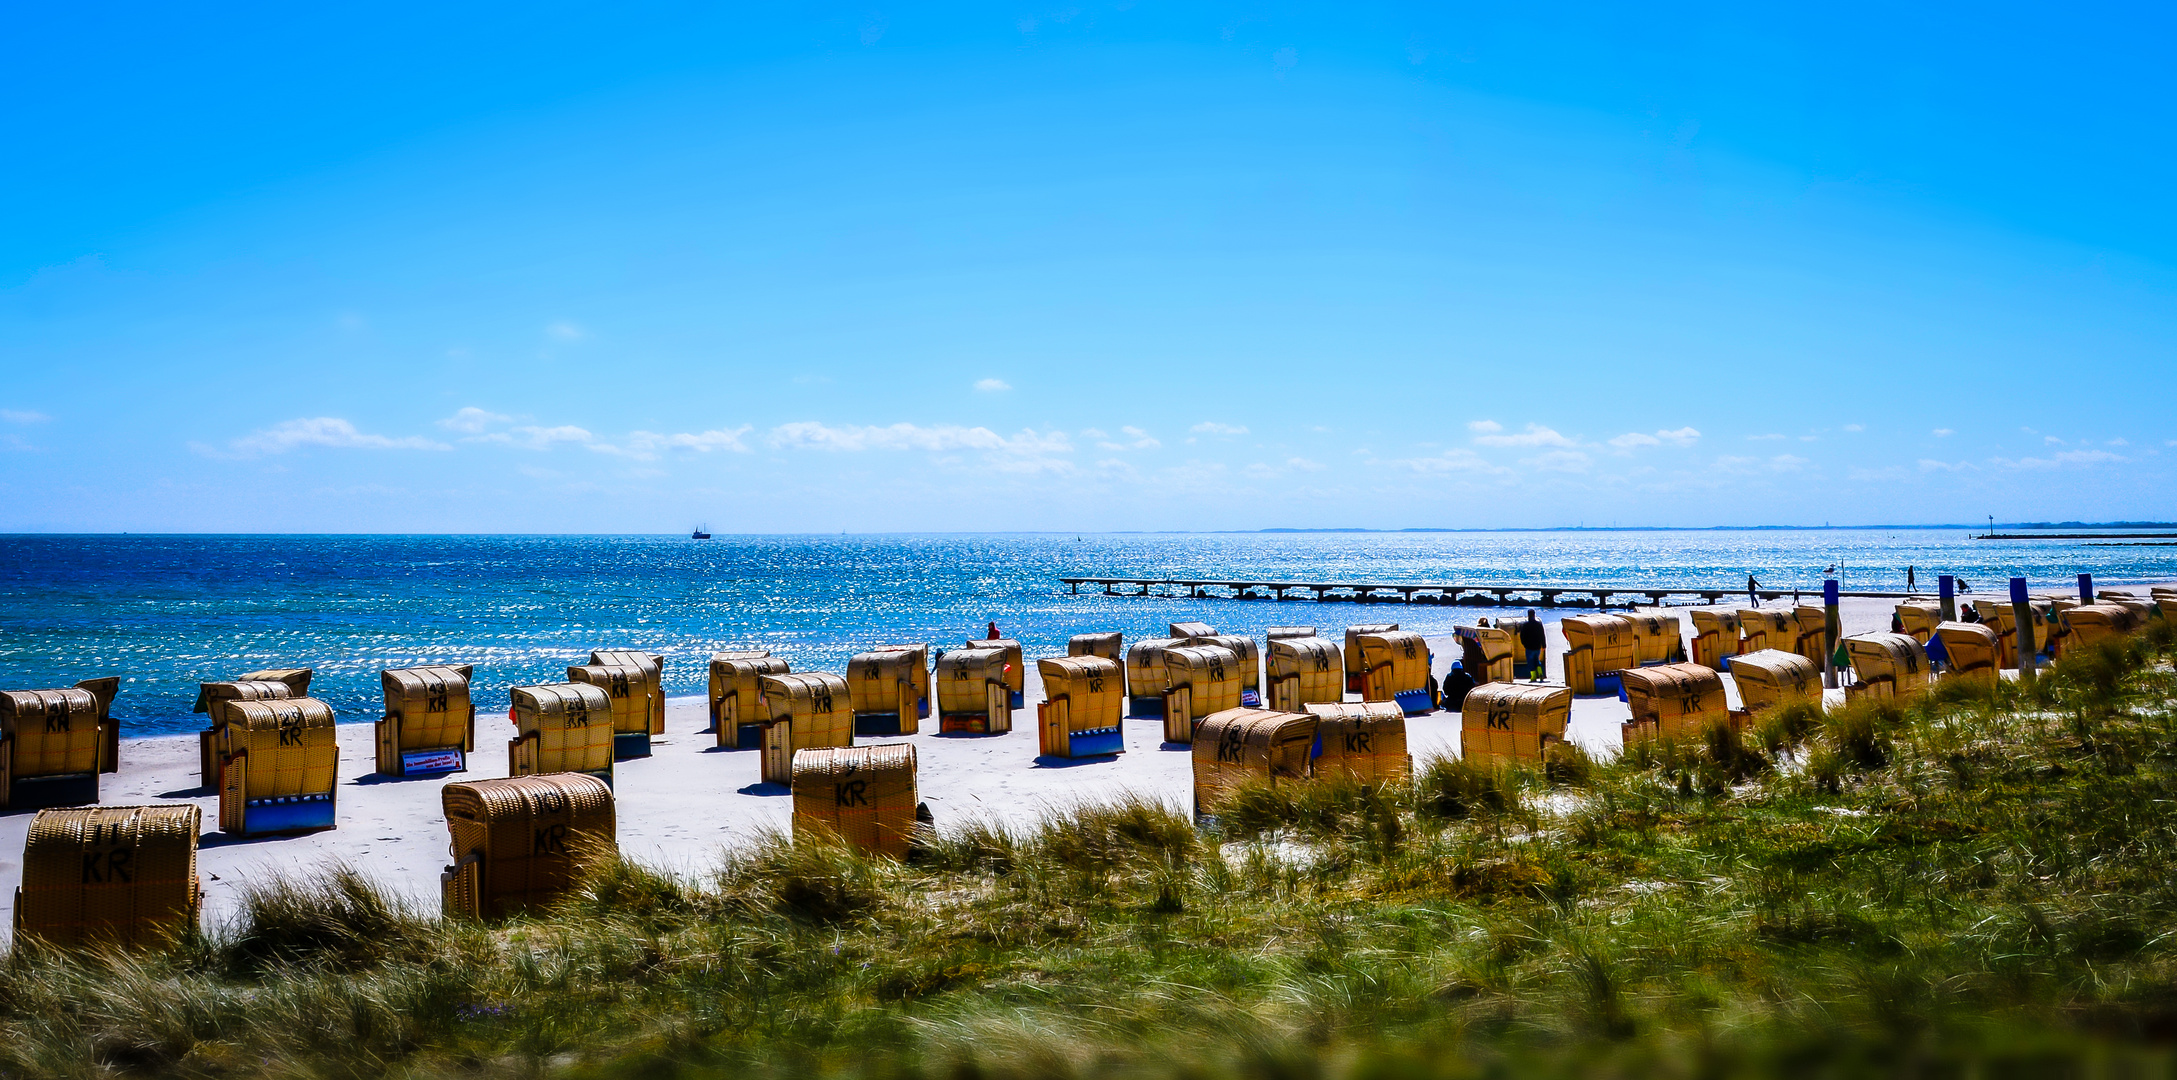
[{"left": 1516, "top": 610, "right": 1546, "bottom": 681}]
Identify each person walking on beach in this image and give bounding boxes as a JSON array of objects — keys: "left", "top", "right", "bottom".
[
  {"left": 1747, "top": 574, "right": 1760, "bottom": 607},
  {"left": 1907, "top": 565, "right": 1917, "bottom": 592},
  {"left": 1516, "top": 609, "right": 1546, "bottom": 680}
]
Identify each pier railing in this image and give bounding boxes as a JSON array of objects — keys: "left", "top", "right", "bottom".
[{"left": 1059, "top": 577, "right": 1921, "bottom": 607}]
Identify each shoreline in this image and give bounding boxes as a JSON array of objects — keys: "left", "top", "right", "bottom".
[{"left": 0, "top": 591, "right": 2154, "bottom": 931}]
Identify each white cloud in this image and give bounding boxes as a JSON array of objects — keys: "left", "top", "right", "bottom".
[
  {"left": 1609, "top": 426, "right": 1700, "bottom": 452},
  {"left": 2108, "top": 437, "right": 2129, "bottom": 446},
  {"left": 1474, "top": 423, "right": 1575, "bottom": 449},
  {"left": 1191, "top": 422, "right": 1249, "bottom": 436},
  {"left": 1081, "top": 428, "right": 1108, "bottom": 439},
  {"left": 1244, "top": 462, "right": 1279, "bottom": 479},
  {"left": 1932, "top": 428, "right": 1954, "bottom": 437},
  {"left": 222, "top": 417, "right": 449, "bottom": 457},
  {"left": 1747, "top": 433, "right": 1786, "bottom": 441},
  {"left": 1467, "top": 419, "right": 1503, "bottom": 434},
  {"left": 1287, "top": 457, "right": 1325, "bottom": 471},
  {"left": 1523, "top": 450, "right": 1591, "bottom": 472},
  {"left": 438, "top": 407, "right": 511, "bottom": 433},
  {"left": 618, "top": 427, "right": 754, "bottom": 458},
  {"left": 1712, "top": 455, "right": 1803, "bottom": 476},
  {"left": 974, "top": 378, "right": 1012, "bottom": 393},
  {"left": 766, "top": 422, "right": 1072, "bottom": 470},
  {"left": 1, "top": 409, "right": 50, "bottom": 424},
  {"left": 546, "top": 321, "right": 585, "bottom": 341},
  {"left": 1918, "top": 459, "right": 1977, "bottom": 472},
  {"left": 1991, "top": 449, "right": 2125, "bottom": 470},
  {"left": 2045, "top": 436, "right": 2065, "bottom": 445},
  {"left": 1848, "top": 465, "right": 1911, "bottom": 482},
  {"left": 468, "top": 425, "right": 597, "bottom": 451},
  {"left": 1843, "top": 423, "right": 1865, "bottom": 433},
  {"left": 1098, "top": 426, "right": 1161, "bottom": 451},
  {"left": 1397, "top": 448, "right": 1510, "bottom": 475}
]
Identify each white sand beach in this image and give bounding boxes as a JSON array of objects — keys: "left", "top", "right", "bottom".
[{"left": 0, "top": 594, "right": 2091, "bottom": 929}]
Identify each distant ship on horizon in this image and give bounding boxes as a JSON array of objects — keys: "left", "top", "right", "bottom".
[{"left": 691, "top": 525, "right": 712, "bottom": 540}]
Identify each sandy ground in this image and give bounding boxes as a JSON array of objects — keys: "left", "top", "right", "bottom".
[{"left": 0, "top": 592, "right": 2116, "bottom": 929}]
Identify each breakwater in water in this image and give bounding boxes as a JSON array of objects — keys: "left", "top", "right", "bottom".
[{"left": 5, "top": 530, "right": 2172, "bottom": 735}]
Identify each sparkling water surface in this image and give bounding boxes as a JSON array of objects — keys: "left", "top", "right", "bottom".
[{"left": 3, "top": 531, "right": 2171, "bottom": 735}]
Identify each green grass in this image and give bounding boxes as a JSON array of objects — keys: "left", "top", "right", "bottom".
[{"left": 11, "top": 629, "right": 2177, "bottom": 1077}]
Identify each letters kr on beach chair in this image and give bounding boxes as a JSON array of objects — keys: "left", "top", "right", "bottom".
[
  {"left": 377, "top": 665, "right": 476, "bottom": 778},
  {"left": 567, "top": 663, "right": 658, "bottom": 761},
  {"left": 508, "top": 682, "right": 615, "bottom": 787},
  {"left": 1160, "top": 645, "right": 1244, "bottom": 744},
  {"left": 215, "top": 696, "right": 338, "bottom": 836},
  {"left": 936, "top": 648, "right": 1013, "bottom": 735},
  {"left": 0, "top": 679, "right": 117, "bottom": 810},
  {"left": 1689, "top": 610, "right": 1742, "bottom": 671},
  {"left": 1728, "top": 649, "right": 1820, "bottom": 718},
  {"left": 1124, "top": 638, "right": 1183, "bottom": 718},
  {"left": 1560, "top": 614, "right": 1635, "bottom": 697},
  {"left": 1306, "top": 701, "right": 1409, "bottom": 784},
  {"left": 1266, "top": 636, "right": 1342, "bottom": 712},
  {"left": 1037, "top": 655, "right": 1124, "bottom": 758},
  {"left": 17, "top": 804, "right": 202, "bottom": 948},
  {"left": 710, "top": 653, "right": 787, "bottom": 749},
  {"left": 759, "top": 673, "right": 853, "bottom": 785},
  {"left": 442, "top": 773, "right": 615, "bottom": 921},
  {"left": 792, "top": 743, "right": 920, "bottom": 859},
  {"left": 1358, "top": 630, "right": 1437, "bottom": 714},
  {"left": 848, "top": 647, "right": 929, "bottom": 737},
  {"left": 1619, "top": 662, "right": 1734, "bottom": 744},
  {"left": 1460, "top": 682, "right": 1570, "bottom": 764},
  {"left": 1191, "top": 707, "right": 1316, "bottom": 821},
  {"left": 1343, "top": 623, "right": 1400, "bottom": 694},
  {"left": 1843, "top": 633, "right": 1931, "bottom": 702}
]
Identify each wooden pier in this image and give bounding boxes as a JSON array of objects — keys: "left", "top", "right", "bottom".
[{"left": 1060, "top": 576, "right": 1921, "bottom": 607}]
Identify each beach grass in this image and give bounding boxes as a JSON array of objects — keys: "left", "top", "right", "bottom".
[{"left": 7, "top": 625, "right": 2177, "bottom": 1077}]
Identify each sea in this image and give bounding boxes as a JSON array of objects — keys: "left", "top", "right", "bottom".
[{"left": 3, "top": 530, "right": 2172, "bottom": 736}]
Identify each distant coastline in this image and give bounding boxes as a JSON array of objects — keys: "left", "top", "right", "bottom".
[{"left": 1246, "top": 522, "right": 2177, "bottom": 534}]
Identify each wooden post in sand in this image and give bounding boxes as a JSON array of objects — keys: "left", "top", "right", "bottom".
[
  {"left": 1822, "top": 578, "right": 1840, "bottom": 690},
  {"left": 2012, "top": 577, "right": 2037, "bottom": 684}
]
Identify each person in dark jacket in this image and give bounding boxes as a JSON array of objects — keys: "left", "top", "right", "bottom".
[
  {"left": 1441, "top": 663, "right": 1476, "bottom": 710},
  {"left": 1516, "top": 610, "right": 1546, "bottom": 679}
]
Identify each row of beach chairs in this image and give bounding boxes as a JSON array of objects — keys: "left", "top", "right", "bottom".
[{"left": 6, "top": 593, "right": 2168, "bottom": 947}]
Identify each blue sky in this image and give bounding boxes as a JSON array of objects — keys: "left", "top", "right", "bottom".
[{"left": 3, "top": 2, "right": 2173, "bottom": 532}]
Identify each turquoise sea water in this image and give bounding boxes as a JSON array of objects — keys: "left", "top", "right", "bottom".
[{"left": 2, "top": 531, "right": 2170, "bottom": 736}]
